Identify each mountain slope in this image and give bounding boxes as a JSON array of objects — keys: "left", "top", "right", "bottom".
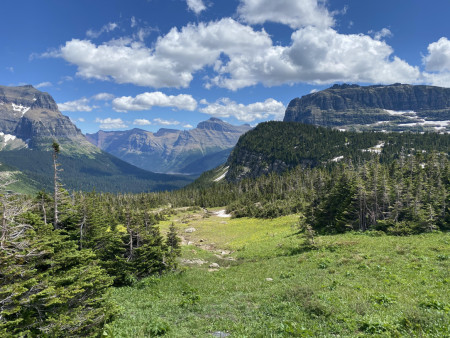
[
  {"left": 0, "top": 85, "right": 191, "bottom": 193},
  {"left": 86, "top": 118, "right": 251, "bottom": 175},
  {"left": 221, "top": 122, "right": 450, "bottom": 182},
  {"left": 284, "top": 83, "right": 450, "bottom": 132}
]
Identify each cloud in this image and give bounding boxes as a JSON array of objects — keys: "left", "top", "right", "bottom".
[
  {"left": 35, "top": 81, "right": 52, "bottom": 88},
  {"left": 56, "top": 19, "right": 272, "bottom": 88},
  {"left": 200, "top": 98, "right": 285, "bottom": 122},
  {"left": 112, "top": 92, "right": 197, "bottom": 112},
  {"left": 133, "top": 119, "right": 152, "bottom": 126},
  {"left": 95, "top": 117, "right": 128, "bottom": 129},
  {"left": 6, "top": 67, "right": 14, "bottom": 73},
  {"left": 237, "top": 0, "right": 335, "bottom": 29},
  {"left": 131, "top": 16, "right": 137, "bottom": 28},
  {"left": 423, "top": 37, "right": 450, "bottom": 72},
  {"left": 183, "top": 124, "right": 194, "bottom": 128},
  {"left": 86, "top": 22, "right": 118, "bottom": 39},
  {"left": 58, "top": 98, "right": 94, "bottom": 112},
  {"left": 153, "top": 118, "right": 180, "bottom": 126},
  {"left": 58, "top": 75, "right": 73, "bottom": 84},
  {"left": 187, "top": 0, "right": 206, "bottom": 14},
  {"left": 211, "top": 26, "right": 420, "bottom": 89},
  {"left": 51, "top": 14, "right": 425, "bottom": 90},
  {"left": 369, "top": 28, "right": 393, "bottom": 41},
  {"left": 92, "top": 92, "right": 115, "bottom": 101}
]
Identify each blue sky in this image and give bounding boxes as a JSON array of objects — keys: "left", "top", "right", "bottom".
[{"left": 2, "top": 0, "right": 450, "bottom": 134}]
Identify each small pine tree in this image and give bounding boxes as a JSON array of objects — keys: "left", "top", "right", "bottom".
[{"left": 166, "top": 222, "right": 181, "bottom": 270}]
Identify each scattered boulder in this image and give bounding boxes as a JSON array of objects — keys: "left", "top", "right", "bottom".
[
  {"left": 185, "top": 227, "right": 196, "bottom": 233},
  {"left": 211, "top": 331, "right": 230, "bottom": 337},
  {"left": 265, "top": 278, "right": 273, "bottom": 282},
  {"left": 181, "top": 259, "right": 207, "bottom": 265},
  {"left": 208, "top": 268, "right": 219, "bottom": 272},
  {"left": 209, "top": 263, "right": 220, "bottom": 268}
]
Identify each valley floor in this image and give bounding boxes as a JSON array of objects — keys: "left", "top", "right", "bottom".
[{"left": 108, "top": 209, "right": 449, "bottom": 337}]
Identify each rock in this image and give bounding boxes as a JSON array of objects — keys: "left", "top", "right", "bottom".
[
  {"left": 181, "top": 259, "right": 207, "bottom": 265},
  {"left": 211, "top": 331, "right": 230, "bottom": 337},
  {"left": 185, "top": 227, "right": 196, "bottom": 233},
  {"left": 265, "top": 278, "right": 273, "bottom": 282},
  {"left": 199, "top": 239, "right": 204, "bottom": 242},
  {"left": 209, "top": 263, "right": 220, "bottom": 268},
  {"left": 208, "top": 268, "right": 219, "bottom": 272}
]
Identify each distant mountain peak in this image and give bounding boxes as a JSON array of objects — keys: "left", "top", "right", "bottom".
[
  {"left": 0, "top": 84, "right": 96, "bottom": 153},
  {"left": 87, "top": 117, "right": 252, "bottom": 175},
  {"left": 154, "top": 128, "right": 180, "bottom": 137}
]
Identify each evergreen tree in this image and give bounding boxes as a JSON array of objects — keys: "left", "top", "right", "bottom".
[{"left": 166, "top": 222, "right": 181, "bottom": 270}]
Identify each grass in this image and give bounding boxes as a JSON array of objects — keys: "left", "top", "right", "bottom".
[{"left": 108, "top": 208, "right": 450, "bottom": 337}]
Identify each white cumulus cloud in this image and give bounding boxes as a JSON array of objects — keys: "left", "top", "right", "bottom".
[
  {"left": 153, "top": 118, "right": 180, "bottom": 126},
  {"left": 113, "top": 92, "right": 197, "bottom": 112},
  {"left": 95, "top": 117, "right": 128, "bottom": 129},
  {"left": 187, "top": 0, "right": 206, "bottom": 14},
  {"left": 200, "top": 98, "right": 285, "bottom": 122},
  {"left": 423, "top": 37, "right": 450, "bottom": 72},
  {"left": 133, "top": 119, "right": 152, "bottom": 126},
  {"left": 237, "top": 0, "right": 335, "bottom": 29},
  {"left": 56, "top": 19, "right": 272, "bottom": 89},
  {"left": 58, "top": 98, "right": 94, "bottom": 112},
  {"left": 49, "top": 14, "right": 425, "bottom": 90}
]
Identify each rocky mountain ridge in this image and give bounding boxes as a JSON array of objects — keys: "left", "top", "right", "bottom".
[
  {"left": 0, "top": 85, "right": 95, "bottom": 152},
  {"left": 0, "top": 85, "right": 191, "bottom": 193},
  {"left": 86, "top": 118, "right": 252, "bottom": 175},
  {"left": 284, "top": 83, "right": 450, "bottom": 132}
]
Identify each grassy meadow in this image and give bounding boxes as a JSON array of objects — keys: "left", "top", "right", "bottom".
[{"left": 108, "top": 208, "right": 449, "bottom": 337}]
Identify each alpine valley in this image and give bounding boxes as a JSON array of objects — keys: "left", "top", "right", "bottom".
[
  {"left": 0, "top": 85, "right": 191, "bottom": 193},
  {"left": 86, "top": 118, "right": 251, "bottom": 175}
]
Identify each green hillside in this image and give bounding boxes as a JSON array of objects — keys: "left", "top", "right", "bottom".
[
  {"left": 0, "top": 149, "right": 192, "bottom": 193},
  {"left": 225, "top": 121, "right": 450, "bottom": 181}
]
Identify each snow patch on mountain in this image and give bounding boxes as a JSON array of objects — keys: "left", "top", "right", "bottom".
[{"left": 12, "top": 103, "right": 30, "bottom": 116}]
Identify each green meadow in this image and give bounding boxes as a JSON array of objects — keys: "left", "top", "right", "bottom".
[{"left": 108, "top": 209, "right": 449, "bottom": 337}]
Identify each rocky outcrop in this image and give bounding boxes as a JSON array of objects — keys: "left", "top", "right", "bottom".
[
  {"left": 284, "top": 84, "right": 450, "bottom": 132},
  {"left": 86, "top": 118, "right": 252, "bottom": 174},
  {"left": 0, "top": 85, "right": 95, "bottom": 152}
]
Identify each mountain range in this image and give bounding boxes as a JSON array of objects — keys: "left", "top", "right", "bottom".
[
  {"left": 0, "top": 85, "right": 191, "bottom": 193},
  {"left": 196, "top": 83, "right": 450, "bottom": 184},
  {"left": 86, "top": 118, "right": 251, "bottom": 175},
  {"left": 284, "top": 83, "right": 450, "bottom": 132}
]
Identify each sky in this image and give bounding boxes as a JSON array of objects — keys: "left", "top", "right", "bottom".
[{"left": 1, "top": 0, "right": 450, "bottom": 134}]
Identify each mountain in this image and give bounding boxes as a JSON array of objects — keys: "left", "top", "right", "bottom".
[
  {"left": 284, "top": 83, "right": 450, "bottom": 132},
  {"left": 0, "top": 85, "right": 191, "bottom": 193},
  {"left": 86, "top": 118, "right": 252, "bottom": 175},
  {"left": 199, "top": 121, "right": 450, "bottom": 183}
]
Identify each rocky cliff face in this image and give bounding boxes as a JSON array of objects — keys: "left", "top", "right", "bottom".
[
  {"left": 284, "top": 84, "right": 450, "bottom": 132},
  {"left": 0, "top": 85, "right": 95, "bottom": 152},
  {"left": 86, "top": 118, "right": 252, "bottom": 174}
]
